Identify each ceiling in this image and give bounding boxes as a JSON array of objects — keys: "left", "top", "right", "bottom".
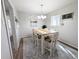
[{"left": 11, "top": 0, "right": 74, "bottom": 14}]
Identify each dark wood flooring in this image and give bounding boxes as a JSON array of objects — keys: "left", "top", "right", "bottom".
[{"left": 15, "top": 38, "right": 23, "bottom": 59}]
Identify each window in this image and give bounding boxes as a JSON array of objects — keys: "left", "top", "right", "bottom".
[
  {"left": 30, "top": 21, "right": 38, "bottom": 29},
  {"left": 51, "top": 15, "right": 60, "bottom": 26}
]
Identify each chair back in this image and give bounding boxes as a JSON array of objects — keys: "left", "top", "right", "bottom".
[{"left": 44, "top": 32, "right": 58, "bottom": 42}]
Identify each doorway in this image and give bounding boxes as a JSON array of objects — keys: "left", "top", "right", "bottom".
[{"left": 2, "top": 0, "right": 17, "bottom": 58}]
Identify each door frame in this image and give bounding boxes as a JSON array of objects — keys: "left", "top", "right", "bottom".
[{"left": 1, "top": 0, "right": 16, "bottom": 59}]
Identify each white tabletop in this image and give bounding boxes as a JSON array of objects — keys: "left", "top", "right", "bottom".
[{"left": 33, "top": 29, "right": 58, "bottom": 35}]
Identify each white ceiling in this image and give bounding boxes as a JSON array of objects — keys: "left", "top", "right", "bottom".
[{"left": 11, "top": 0, "right": 74, "bottom": 14}]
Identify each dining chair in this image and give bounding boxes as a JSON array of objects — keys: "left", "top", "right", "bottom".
[
  {"left": 33, "top": 31, "right": 38, "bottom": 46},
  {"left": 43, "top": 32, "right": 58, "bottom": 56},
  {"left": 37, "top": 34, "right": 42, "bottom": 55},
  {"left": 33, "top": 33, "right": 42, "bottom": 57},
  {"left": 33, "top": 31, "right": 41, "bottom": 48}
]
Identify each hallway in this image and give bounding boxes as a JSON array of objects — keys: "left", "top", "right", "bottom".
[{"left": 19, "top": 37, "right": 78, "bottom": 59}]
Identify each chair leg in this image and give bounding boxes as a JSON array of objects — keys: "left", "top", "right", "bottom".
[
  {"left": 50, "top": 48, "right": 52, "bottom": 57},
  {"left": 49, "top": 42, "right": 53, "bottom": 57},
  {"left": 53, "top": 42, "right": 57, "bottom": 57},
  {"left": 54, "top": 41, "right": 57, "bottom": 50},
  {"left": 35, "top": 40, "right": 36, "bottom": 46}
]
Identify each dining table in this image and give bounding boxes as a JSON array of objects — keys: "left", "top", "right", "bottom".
[{"left": 33, "top": 28, "right": 58, "bottom": 55}]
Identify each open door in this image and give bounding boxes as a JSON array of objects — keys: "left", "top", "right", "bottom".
[{"left": 2, "top": 0, "right": 17, "bottom": 58}]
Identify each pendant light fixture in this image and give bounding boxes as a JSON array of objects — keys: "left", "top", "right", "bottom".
[{"left": 37, "top": 0, "right": 46, "bottom": 20}]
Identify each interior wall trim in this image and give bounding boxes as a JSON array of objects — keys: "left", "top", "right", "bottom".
[{"left": 58, "top": 40, "right": 78, "bottom": 51}]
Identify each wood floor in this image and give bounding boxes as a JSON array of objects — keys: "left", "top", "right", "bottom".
[
  {"left": 15, "top": 38, "right": 23, "bottom": 59},
  {"left": 16, "top": 37, "right": 78, "bottom": 59}
]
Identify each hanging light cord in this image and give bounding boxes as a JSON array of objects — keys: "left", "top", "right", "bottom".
[
  {"left": 37, "top": 0, "right": 46, "bottom": 20},
  {"left": 40, "top": 4, "right": 43, "bottom": 16}
]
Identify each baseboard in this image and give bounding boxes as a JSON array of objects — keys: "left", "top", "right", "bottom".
[
  {"left": 22, "top": 36, "right": 32, "bottom": 38},
  {"left": 58, "top": 40, "right": 78, "bottom": 51}
]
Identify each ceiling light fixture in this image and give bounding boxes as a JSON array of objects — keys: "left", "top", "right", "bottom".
[{"left": 37, "top": 3, "right": 46, "bottom": 20}]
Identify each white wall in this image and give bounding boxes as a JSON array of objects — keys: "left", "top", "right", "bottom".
[
  {"left": 45, "top": 1, "right": 78, "bottom": 48},
  {"left": 17, "top": 11, "right": 44, "bottom": 38}
]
